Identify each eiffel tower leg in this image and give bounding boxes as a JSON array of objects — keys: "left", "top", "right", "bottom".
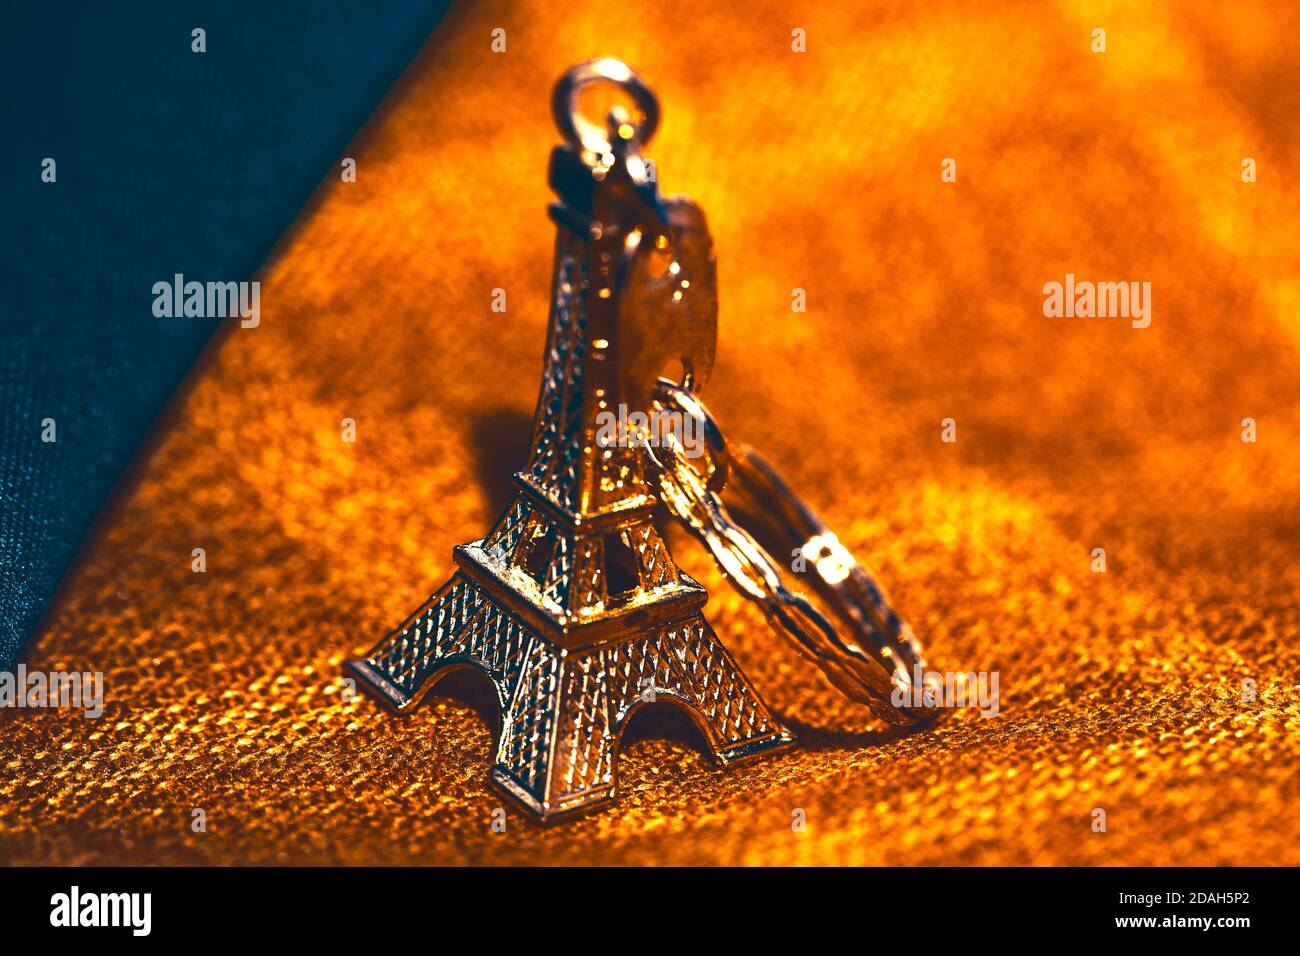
[
  {"left": 491, "top": 612, "right": 795, "bottom": 823},
  {"left": 346, "top": 575, "right": 526, "bottom": 718},
  {"left": 593, "top": 614, "right": 795, "bottom": 767}
]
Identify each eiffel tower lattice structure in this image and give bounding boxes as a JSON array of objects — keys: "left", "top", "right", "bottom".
[{"left": 347, "top": 60, "right": 793, "bottom": 822}]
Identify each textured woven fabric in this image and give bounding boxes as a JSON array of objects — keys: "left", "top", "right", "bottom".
[
  {"left": 2, "top": 0, "right": 1298, "bottom": 865},
  {"left": 0, "top": 1, "right": 451, "bottom": 669}
]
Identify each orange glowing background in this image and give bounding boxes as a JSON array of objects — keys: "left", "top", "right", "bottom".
[{"left": 2, "top": 0, "right": 1298, "bottom": 865}]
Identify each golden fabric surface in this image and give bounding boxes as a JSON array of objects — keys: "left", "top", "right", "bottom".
[{"left": 3, "top": 0, "right": 1299, "bottom": 866}]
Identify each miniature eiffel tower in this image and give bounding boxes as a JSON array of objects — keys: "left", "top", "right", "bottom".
[{"left": 347, "top": 60, "right": 793, "bottom": 822}]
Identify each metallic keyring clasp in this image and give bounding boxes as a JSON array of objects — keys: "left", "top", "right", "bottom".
[{"left": 552, "top": 57, "right": 661, "bottom": 154}]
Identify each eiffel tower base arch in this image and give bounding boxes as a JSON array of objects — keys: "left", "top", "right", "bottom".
[{"left": 347, "top": 508, "right": 794, "bottom": 823}]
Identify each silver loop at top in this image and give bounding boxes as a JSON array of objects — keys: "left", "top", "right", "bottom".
[{"left": 552, "top": 58, "right": 661, "bottom": 154}]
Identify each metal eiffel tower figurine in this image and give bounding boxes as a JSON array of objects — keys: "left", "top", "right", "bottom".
[{"left": 347, "top": 59, "right": 795, "bottom": 823}]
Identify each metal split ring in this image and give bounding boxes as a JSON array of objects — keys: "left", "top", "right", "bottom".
[{"left": 644, "top": 380, "right": 942, "bottom": 726}]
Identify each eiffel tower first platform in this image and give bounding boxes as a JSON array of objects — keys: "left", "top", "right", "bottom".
[{"left": 347, "top": 59, "right": 794, "bottom": 823}]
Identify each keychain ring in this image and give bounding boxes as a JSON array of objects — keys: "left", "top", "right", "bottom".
[
  {"left": 646, "top": 380, "right": 942, "bottom": 726},
  {"left": 552, "top": 57, "right": 661, "bottom": 154}
]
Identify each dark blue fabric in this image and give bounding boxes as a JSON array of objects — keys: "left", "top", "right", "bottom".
[{"left": 0, "top": 1, "right": 451, "bottom": 668}]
